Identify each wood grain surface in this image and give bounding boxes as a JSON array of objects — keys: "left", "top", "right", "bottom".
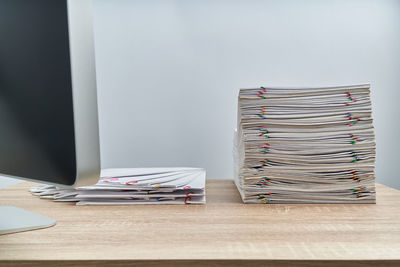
[{"left": 0, "top": 179, "right": 399, "bottom": 266}]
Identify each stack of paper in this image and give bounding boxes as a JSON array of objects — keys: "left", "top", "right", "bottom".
[
  {"left": 234, "top": 84, "right": 376, "bottom": 203},
  {"left": 30, "top": 168, "right": 206, "bottom": 205}
]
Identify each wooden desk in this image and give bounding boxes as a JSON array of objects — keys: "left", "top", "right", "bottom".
[{"left": 1, "top": 180, "right": 399, "bottom": 266}]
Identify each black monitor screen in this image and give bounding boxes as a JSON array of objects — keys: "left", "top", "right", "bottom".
[{"left": 0, "top": 0, "right": 76, "bottom": 185}]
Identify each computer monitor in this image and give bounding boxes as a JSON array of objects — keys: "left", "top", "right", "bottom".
[{"left": 0, "top": 0, "right": 100, "bottom": 234}]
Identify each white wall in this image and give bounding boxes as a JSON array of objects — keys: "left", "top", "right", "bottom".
[
  {"left": 2, "top": 0, "right": 399, "bottom": 189},
  {"left": 93, "top": 0, "right": 400, "bottom": 188}
]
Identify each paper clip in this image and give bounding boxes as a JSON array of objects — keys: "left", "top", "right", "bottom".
[
  {"left": 260, "top": 106, "right": 267, "bottom": 115},
  {"left": 349, "top": 134, "right": 360, "bottom": 144},
  {"left": 350, "top": 150, "right": 359, "bottom": 162},
  {"left": 260, "top": 177, "right": 271, "bottom": 185},
  {"left": 346, "top": 113, "right": 361, "bottom": 126},
  {"left": 260, "top": 143, "right": 270, "bottom": 154},
  {"left": 257, "top": 106, "right": 267, "bottom": 119},
  {"left": 183, "top": 186, "right": 191, "bottom": 190},
  {"left": 258, "top": 126, "right": 268, "bottom": 135},
  {"left": 253, "top": 166, "right": 264, "bottom": 171},
  {"left": 260, "top": 158, "right": 270, "bottom": 166},
  {"left": 104, "top": 178, "right": 119, "bottom": 183},
  {"left": 257, "top": 177, "right": 270, "bottom": 187},
  {"left": 256, "top": 87, "right": 268, "bottom": 99},
  {"left": 125, "top": 180, "right": 138, "bottom": 185},
  {"left": 185, "top": 192, "right": 194, "bottom": 203},
  {"left": 257, "top": 114, "right": 266, "bottom": 119},
  {"left": 258, "top": 126, "right": 270, "bottom": 138},
  {"left": 346, "top": 91, "right": 358, "bottom": 103},
  {"left": 349, "top": 170, "right": 360, "bottom": 182},
  {"left": 351, "top": 186, "right": 365, "bottom": 198},
  {"left": 184, "top": 196, "right": 192, "bottom": 204},
  {"left": 257, "top": 194, "right": 271, "bottom": 204}
]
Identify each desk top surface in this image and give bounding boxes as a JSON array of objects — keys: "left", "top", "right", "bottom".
[{"left": 1, "top": 179, "right": 400, "bottom": 264}]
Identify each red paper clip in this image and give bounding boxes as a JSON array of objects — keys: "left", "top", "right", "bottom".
[
  {"left": 184, "top": 196, "right": 192, "bottom": 204},
  {"left": 104, "top": 178, "right": 119, "bottom": 183},
  {"left": 257, "top": 87, "right": 268, "bottom": 99}
]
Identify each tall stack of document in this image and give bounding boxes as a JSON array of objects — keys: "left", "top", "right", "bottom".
[
  {"left": 234, "top": 84, "right": 376, "bottom": 203},
  {"left": 31, "top": 168, "right": 206, "bottom": 205}
]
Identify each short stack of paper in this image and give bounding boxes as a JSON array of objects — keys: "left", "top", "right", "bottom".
[
  {"left": 234, "top": 84, "right": 376, "bottom": 203},
  {"left": 30, "top": 168, "right": 206, "bottom": 205}
]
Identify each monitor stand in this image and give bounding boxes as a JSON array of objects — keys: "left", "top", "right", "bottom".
[{"left": 0, "top": 206, "right": 56, "bottom": 235}]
